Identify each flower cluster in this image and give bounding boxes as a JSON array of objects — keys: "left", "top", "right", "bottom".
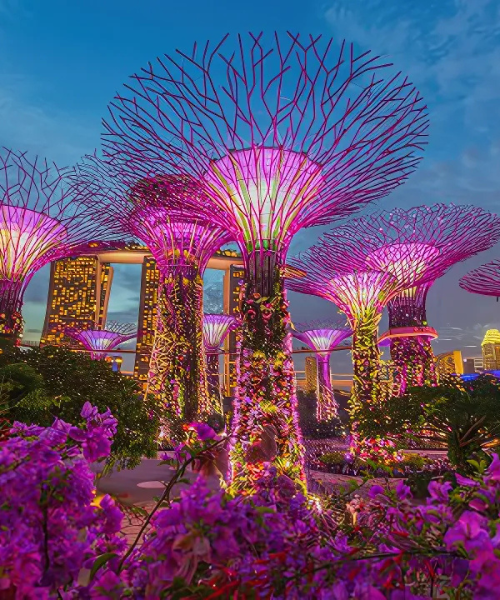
[
  {"left": 0, "top": 403, "right": 124, "bottom": 598},
  {"left": 4, "top": 413, "right": 500, "bottom": 598}
]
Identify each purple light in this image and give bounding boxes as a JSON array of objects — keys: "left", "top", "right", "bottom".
[
  {"left": 64, "top": 322, "right": 136, "bottom": 360},
  {"left": 99, "top": 33, "right": 428, "bottom": 490},
  {"left": 206, "top": 148, "right": 324, "bottom": 255},
  {"left": 293, "top": 324, "right": 351, "bottom": 421},
  {"left": 203, "top": 313, "right": 239, "bottom": 351},
  {"left": 293, "top": 328, "right": 351, "bottom": 353},
  {"left": 0, "top": 149, "right": 116, "bottom": 339},
  {"left": 0, "top": 206, "right": 67, "bottom": 280},
  {"left": 460, "top": 260, "right": 500, "bottom": 298}
]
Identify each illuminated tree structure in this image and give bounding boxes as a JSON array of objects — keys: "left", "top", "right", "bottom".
[
  {"left": 64, "top": 321, "right": 137, "bottom": 360},
  {"left": 203, "top": 314, "right": 239, "bottom": 405},
  {"left": 0, "top": 149, "right": 113, "bottom": 341},
  {"left": 102, "top": 32, "right": 428, "bottom": 491},
  {"left": 292, "top": 322, "right": 351, "bottom": 421},
  {"left": 460, "top": 260, "right": 500, "bottom": 299},
  {"left": 358, "top": 206, "right": 500, "bottom": 394},
  {"left": 71, "top": 158, "right": 232, "bottom": 422},
  {"left": 289, "top": 205, "right": 500, "bottom": 405}
]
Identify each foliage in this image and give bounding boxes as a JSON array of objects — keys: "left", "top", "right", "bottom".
[
  {"left": 355, "top": 375, "right": 500, "bottom": 472},
  {"left": 4, "top": 411, "right": 500, "bottom": 597},
  {"left": 0, "top": 343, "right": 159, "bottom": 469},
  {"left": 0, "top": 403, "right": 125, "bottom": 598}
]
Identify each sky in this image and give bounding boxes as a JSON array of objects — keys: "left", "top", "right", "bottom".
[{"left": 2, "top": 0, "right": 500, "bottom": 375}]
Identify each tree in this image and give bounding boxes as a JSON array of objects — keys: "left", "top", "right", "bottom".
[
  {"left": 357, "top": 375, "right": 500, "bottom": 472},
  {"left": 0, "top": 343, "right": 159, "bottom": 469}
]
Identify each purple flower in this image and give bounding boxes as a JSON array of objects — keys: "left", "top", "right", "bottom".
[{"left": 188, "top": 422, "right": 217, "bottom": 441}]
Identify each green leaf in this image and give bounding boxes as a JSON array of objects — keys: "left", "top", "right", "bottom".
[{"left": 89, "top": 552, "right": 118, "bottom": 580}]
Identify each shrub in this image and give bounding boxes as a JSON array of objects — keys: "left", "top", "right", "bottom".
[{"left": 1, "top": 344, "right": 159, "bottom": 469}]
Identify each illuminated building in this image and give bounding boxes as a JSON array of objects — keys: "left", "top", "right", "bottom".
[
  {"left": 304, "top": 356, "right": 317, "bottom": 393},
  {"left": 41, "top": 244, "right": 242, "bottom": 386},
  {"left": 134, "top": 256, "right": 160, "bottom": 382},
  {"left": 436, "top": 350, "right": 464, "bottom": 378},
  {"left": 482, "top": 329, "right": 500, "bottom": 371},
  {"left": 41, "top": 257, "right": 113, "bottom": 347}
]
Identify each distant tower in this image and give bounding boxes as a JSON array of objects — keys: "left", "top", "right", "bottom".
[
  {"left": 134, "top": 256, "right": 160, "bottom": 382},
  {"left": 304, "top": 357, "right": 317, "bottom": 393},
  {"left": 481, "top": 329, "right": 500, "bottom": 370},
  {"left": 41, "top": 255, "right": 113, "bottom": 347}
]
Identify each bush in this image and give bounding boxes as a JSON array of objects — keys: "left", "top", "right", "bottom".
[
  {"left": 0, "top": 344, "right": 159, "bottom": 469},
  {"left": 3, "top": 414, "right": 500, "bottom": 598}
]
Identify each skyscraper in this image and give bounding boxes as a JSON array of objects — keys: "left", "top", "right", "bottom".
[
  {"left": 134, "top": 256, "right": 160, "bottom": 382},
  {"left": 482, "top": 329, "right": 500, "bottom": 370},
  {"left": 41, "top": 256, "right": 113, "bottom": 347},
  {"left": 41, "top": 245, "right": 242, "bottom": 386},
  {"left": 304, "top": 356, "right": 317, "bottom": 393}
]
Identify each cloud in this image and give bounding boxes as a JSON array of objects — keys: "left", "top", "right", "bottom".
[{"left": 323, "top": 0, "right": 500, "bottom": 212}]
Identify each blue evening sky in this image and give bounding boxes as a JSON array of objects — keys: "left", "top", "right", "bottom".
[{"left": 1, "top": 0, "right": 500, "bottom": 373}]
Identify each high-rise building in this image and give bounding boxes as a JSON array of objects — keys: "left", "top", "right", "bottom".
[
  {"left": 41, "top": 245, "right": 242, "bottom": 387},
  {"left": 482, "top": 329, "right": 500, "bottom": 370},
  {"left": 41, "top": 256, "right": 113, "bottom": 347},
  {"left": 134, "top": 256, "right": 160, "bottom": 383},
  {"left": 224, "top": 264, "right": 244, "bottom": 395},
  {"left": 304, "top": 356, "right": 317, "bottom": 392},
  {"left": 436, "top": 350, "right": 464, "bottom": 378}
]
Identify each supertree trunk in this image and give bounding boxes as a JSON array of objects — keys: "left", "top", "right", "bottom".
[
  {"left": 316, "top": 354, "right": 338, "bottom": 421},
  {"left": 350, "top": 308, "right": 382, "bottom": 420},
  {"left": 147, "top": 267, "right": 213, "bottom": 423},
  {"left": 230, "top": 251, "right": 305, "bottom": 493},
  {"left": 206, "top": 350, "right": 221, "bottom": 405},
  {"left": 391, "top": 336, "right": 437, "bottom": 394},
  {"left": 0, "top": 281, "right": 24, "bottom": 340}
]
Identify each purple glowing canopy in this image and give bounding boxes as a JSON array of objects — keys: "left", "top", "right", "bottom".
[
  {"left": 293, "top": 320, "right": 352, "bottom": 353},
  {"left": 103, "top": 32, "right": 428, "bottom": 261},
  {"left": 289, "top": 204, "right": 500, "bottom": 318},
  {"left": 70, "top": 157, "right": 232, "bottom": 273},
  {"left": 203, "top": 314, "right": 239, "bottom": 351},
  {"left": 460, "top": 260, "right": 500, "bottom": 298},
  {"left": 64, "top": 321, "right": 137, "bottom": 360},
  {"left": 0, "top": 149, "right": 115, "bottom": 300}
]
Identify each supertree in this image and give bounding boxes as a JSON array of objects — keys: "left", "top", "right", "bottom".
[
  {"left": 0, "top": 149, "right": 114, "bottom": 341},
  {"left": 70, "top": 157, "right": 233, "bottom": 423},
  {"left": 289, "top": 205, "right": 500, "bottom": 407},
  {"left": 368, "top": 206, "right": 500, "bottom": 394},
  {"left": 64, "top": 321, "right": 137, "bottom": 360},
  {"left": 460, "top": 260, "right": 500, "bottom": 299},
  {"left": 203, "top": 314, "right": 239, "bottom": 404},
  {"left": 102, "top": 32, "right": 428, "bottom": 491},
  {"left": 292, "top": 320, "right": 352, "bottom": 421}
]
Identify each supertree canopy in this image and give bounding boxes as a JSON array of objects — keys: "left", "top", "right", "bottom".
[
  {"left": 289, "top": 204, "right": 500, "bottom": 411},
  {"left": 360, "top": 205, "right": 500, "bottom": 394},
  {"left": 64, "top": 321, "right": 137, "bottom": 360},
  {"left": 102, "top": 32, "right": 428, "bottom": 491},
  {"left": 460, "top": 260, "right": 500, "bottom": 299},
  {"left": 203, "top": 313, "right": 239, "bottom": 405},
  {"left": 0, "top": 149, "right": 114, "bottom": 340},
  {"left": 70, "top": 157, "right": 233, "bottom": 423},
  {"left": 293, "top": 320, "right": 351, "bottom": 421}
]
